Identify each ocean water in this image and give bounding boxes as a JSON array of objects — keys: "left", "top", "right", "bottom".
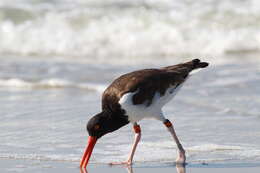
[{"left": 0, "top": 0, "right": 260, "bottom": 166}]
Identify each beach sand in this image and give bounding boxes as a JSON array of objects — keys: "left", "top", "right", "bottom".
[{"left": 1, "top": 159, "right": 260, "bottom": 173}]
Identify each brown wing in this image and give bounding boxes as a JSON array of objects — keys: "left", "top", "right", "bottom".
[
  {"left": 102, "top": 59, "right": 209, "bottom": 112},
  {"left": 102, "top": 69, "right": 185, "bottom": 111}
]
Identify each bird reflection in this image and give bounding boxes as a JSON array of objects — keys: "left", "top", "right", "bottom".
[
  {"left": 176, "top": 164, "right": 186, "bottom": 173},
  {"left": 80, "top": 167, "right": 88, "bottom": 173},
  {"left": 125, "top": 164, "right": 186, "bottom": 173},
  {"left": 80, "top": 164, "right": 186, "bottom": 173}
]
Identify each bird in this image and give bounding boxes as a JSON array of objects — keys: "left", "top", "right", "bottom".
[{"left": 80, "top": 59, "right": 209, "bottom": 168}]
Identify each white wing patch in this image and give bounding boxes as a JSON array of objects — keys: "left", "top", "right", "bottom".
[{"left": 119, "top": 77, "right": 188, "bottom": 123}]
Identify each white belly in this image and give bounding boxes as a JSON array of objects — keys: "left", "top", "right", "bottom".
[{"left": 119, "top": 83, "right": 185, "bottom": 123}]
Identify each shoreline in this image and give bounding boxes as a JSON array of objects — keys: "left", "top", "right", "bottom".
[{"left": 1, "top": 158, "right": 260, "bottom": 173}]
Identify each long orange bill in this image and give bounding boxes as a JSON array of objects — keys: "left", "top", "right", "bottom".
[{"left": 80, "top": 136, "right": 97, "bottom": 168}]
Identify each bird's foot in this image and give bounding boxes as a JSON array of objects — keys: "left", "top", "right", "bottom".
[
  {"left": 176, "top": 150, "right": 186, "bottom": 165},
  {"left": 80, "top": 167, "right": 88, "bottom": 173},
  {"left": 109, "top": 160, "right": 132, "bottom": 166},
  {"left": 176, "top": 163, "right": 186, "bottom": 173}
]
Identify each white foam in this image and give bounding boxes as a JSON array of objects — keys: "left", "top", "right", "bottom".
[
  {"left": 0, "top": 0, "right": 260, "bottom": 64},
  {"left": 0, "top": 153, "right": 79, "bottom": 162},
  {"left": 0, "top": 78, "right": 32, "bottom": 88},
  {"left": 92, "top": 137, "right": 260, "bottom": 163},
  {"left": 187, "top": 144, "right": 243, "bottom": 152},
  {"left": 0, "top": 78, "right": 107, "bottom": 93}
]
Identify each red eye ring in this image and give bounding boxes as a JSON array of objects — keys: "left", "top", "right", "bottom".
[{"left": 94, "top": 125, "right": 100, "bottom": 130}]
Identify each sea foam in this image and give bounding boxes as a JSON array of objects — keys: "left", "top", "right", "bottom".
[
  {"left": 0, "top": 0, "right": 260, "bottom": 60},
  {"left": 0, "top": 78, "right": 106, "bottom": 93}
]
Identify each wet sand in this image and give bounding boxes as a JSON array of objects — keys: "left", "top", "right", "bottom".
[{"left": 1, "top": 159, "right": 260, "bottom": 173}]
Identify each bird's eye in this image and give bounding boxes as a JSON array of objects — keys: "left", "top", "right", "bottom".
[{"left": 94, "top": 124, "right": 100, "bottom": 130}]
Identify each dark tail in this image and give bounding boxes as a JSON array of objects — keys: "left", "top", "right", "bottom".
[
  {"left": 164, "top": 59, "right": 209, "bottom": 72},
  {"left": 163, "top": 59, "right": 209, "bottom": 79},
  {"left": 191, "top": 59, "right": 209, "bottom": 69}
]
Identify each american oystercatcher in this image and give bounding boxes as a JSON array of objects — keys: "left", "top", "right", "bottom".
[{"left": 80, "top": 59, "right": 209, "bottom": 168}]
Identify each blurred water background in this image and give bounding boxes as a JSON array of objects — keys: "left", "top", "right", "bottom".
[{"left": 0, "top": 0, "right": 260, "bottom": 164}]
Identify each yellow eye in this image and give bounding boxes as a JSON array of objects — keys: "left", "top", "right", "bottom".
[{"left": 94, "top": 124, "right": 100, "bottom": 130}]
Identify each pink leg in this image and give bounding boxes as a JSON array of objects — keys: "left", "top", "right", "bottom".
[
  {"left": 164, "top": 119, "right": 186, "bottom": 164},
  {"left": 110, "top": 123, "right": 141, "bottom": 166},
  {"left": 176, "top": 164, "right": 186, "bottom": 173}
]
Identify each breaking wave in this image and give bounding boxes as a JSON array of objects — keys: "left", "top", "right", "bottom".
[
  {"left": 0, "top": 78, "right": 106, "bottom": 92},
  {"left": 0, "top": 0, "right": 260, "bottom": 59}
]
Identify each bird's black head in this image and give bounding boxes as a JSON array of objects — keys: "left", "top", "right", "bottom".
[
  {"left": 81, "top": 111, "right": 128, "bottom": 168},
  {"left": 87, "top": 112, "right": 109, "bottom": 138},
  {"left": 87, "top": 111, "right": 129, "bottom": 139}
]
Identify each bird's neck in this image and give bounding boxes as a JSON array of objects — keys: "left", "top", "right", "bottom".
[{"left": 103, "top": 109, "right": 129, "bottom": 133}]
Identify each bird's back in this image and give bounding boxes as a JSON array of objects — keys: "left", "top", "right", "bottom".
[{"left": 102, "top": 59, "right": 208, "bottom": 113}]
